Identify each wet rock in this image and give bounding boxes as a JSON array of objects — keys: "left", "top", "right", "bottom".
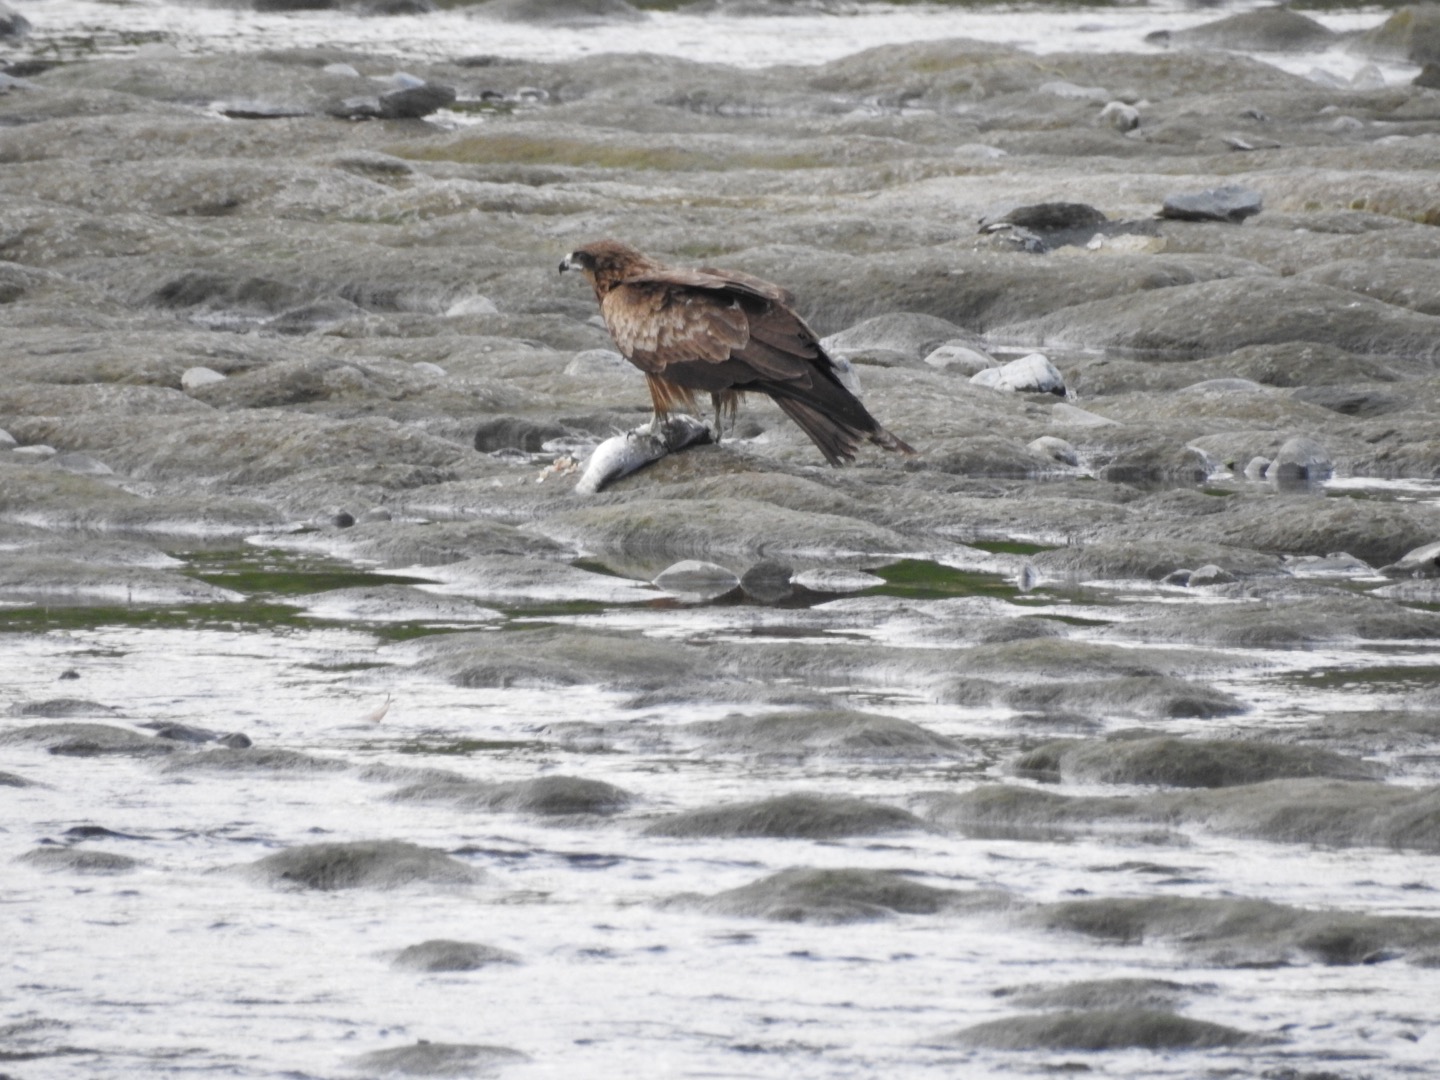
[
  {"left": 1186, "top": 564, "right": 1236, "bottom": 587},
  {"left": 162, "top": 747, "right": 349, "bottom": 773},
  {"left": 477, "top": 0, "right": 644, "bottom": 24},
  {"left": 1160, "top": 185, "right": 1263, "bottom": 224},
  {"left": 969, "top": 353, "right": 1065, "bottom": 396},
  {"left": 924, "top": 778, "right": 1440, "bottom": 854},
  {"left": 536, "top": 498, "right": 913, "bottom": 561},
  {"left": 1032, "top": 892, "right": 1440, "bottom": 966},
  {"left": 0, "top": 770, "right": 34, "bottom": 787},
  {"left": 390, "top": 939, "right": 520, "bottom": 972},
  {"left": 474, "top": 415, "right": 575, "bottom": 453},
  {"left": 298, "top": 585, "right": 502, "bottom": 624},
  {"left": 1353, "top": 4, "right": 1440, "bottom": 64},
  {"left": 652, "top": 559, "right": 740, "bottom": 602},
  {"left": 1148, "top": 496, "right": 1440, "bottom": 569},
  {"left": 684, "top": 709, "right": 967, "bottom": 763},
  {"left": 9, "top": 698, "right": 119, "bottom": 718},
  {"left": 1107, "top": 593, "right": 1440, "bottom": 648},
  {"left": 821, "top": 312, "right": 979, "bottom": 368},
  {"left": 950, "top": 1009, "right": 1261, "bottom": 1050},
  {"left": 1381, "top": 539, "right": 1440, "bottom": 578},
  {"left": 644, "top": 792, "right": 925, "bottom": 839},
  {"left": 1096, "top": 442, "right": 1215, "bottom": 485},
  {"left": 17, "top": 847, "right": 142, "bottom": 874},
  {"left": 1166, "top": 9, "right": 1336, "bottom": 53},
  {"left": 1026, "top": 436, "right": 1078, "bottom": 466},
  {"left": 1000, "top": 977, "right": 1195, "bottom": 1012},
  {"left": 0, "top": 722, "right": 176, "bottom": 757},
  {"left": 0, "top": 2, "right": 30, "bottom": 39},
  {"left": 738, "top": 559, "right": 793, "bottom": 604},
  {"left": 1011, "top": 736, "right": 1382, "bottom": 788},
  {"left": 919, "top": 785, "right": 1145, "bottom": 841},
  {"left": 1099, "top": 100, "right": 1140, "bottom": 132},
  {"left": 921, "top": 342, "right": 996, "bottom": 375},
  {"left": 1265, "top": 435, "right": 1332, "bottom": 487},
  {"left": 150, "top": 722, "right": 225, "bottom": 744},
  {"left": 1290, "top": 384, "right": 1405, "bottom": 418},
  {"left": 413, "top": 555, "right": 656, "bottom": 606},
  {"left": 1003, "top": 676, "right": 1246, "bottom": 722},
  {"left": 250, "top": 840, "right": 484, "bottom": 890},
  {"left": 350, "top": 1040, "right": 529, "bottom": 1076},
  {"left": 981, "top": 202, "right": 1113, "bottom": 250},
  {"left": 392, "top": 775, "right": 633, "bottom": 816},
  {"left": 791, "top": 568, "right": 885, "bottom": 593},
  {"left": 1298, "top": 257, "right": 1440, "bottom": 318},
  {"left": 329, "top": 80, "right": 457, "bottom": 120},
  {"left": 1030, "top": 540, "right": 1281, "bottom": 584},
  {"left": 669, "top": 867, "right": 1008, "bottom": 924}
]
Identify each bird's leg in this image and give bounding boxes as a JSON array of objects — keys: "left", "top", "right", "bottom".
[{"left": 710, "top": 392, "right": 726, "bottom": 444}]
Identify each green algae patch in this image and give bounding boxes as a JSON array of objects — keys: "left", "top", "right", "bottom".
[
  {"left": 183, "top": 549, "right": 433, "bottom": 597},
  {"left": 869, "top": 558, "right": 1022, "bottom": 602}
]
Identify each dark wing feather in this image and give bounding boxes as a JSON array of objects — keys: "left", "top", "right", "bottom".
[{"left": 597, "top": 265, "right": 914, "bottom": 462}]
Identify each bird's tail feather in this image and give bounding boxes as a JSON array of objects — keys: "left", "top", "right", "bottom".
[
  {"left": 769, "top": 394, "right": 863, "bottom": 466},
  {"left": 766, "top": 376, "right": 916, "bottom": 466}
]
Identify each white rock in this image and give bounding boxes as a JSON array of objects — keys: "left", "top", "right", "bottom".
[
  {"left": 971, "top": 353, "right": 1065, "bottom": 395},
  {"left": 181, "top": 366, "right": 226, "bottom": 390},
  {"left": 446, "top": 295, "right": 499, "bottom": 317},
  {"left": 1027, "top": 435, "right": 1079, "bottom": 466},
  {"left": 1099, "top": 100, "right": 1140, "bottom": 131}
]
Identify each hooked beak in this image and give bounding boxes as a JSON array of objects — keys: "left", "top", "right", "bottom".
[{"left": 558, "top": 253, "right": 578, "bottom": 274}]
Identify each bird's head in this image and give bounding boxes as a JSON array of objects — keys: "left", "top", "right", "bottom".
[{"left": 559, "top": 239, "right": 651, "bottom": 296}]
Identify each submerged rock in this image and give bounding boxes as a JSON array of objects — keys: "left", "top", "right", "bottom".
[
  {"left": 999, "top": 977, "right": 1196, "bottom": 1012},
  {"left": 922, "top": 778, "right": 1440, "bottom": 854},
  {"left": 1011, "top": 737, "right": 1382, "bottom": 788},
  {"left": 1033, "top": 893, "right": 1440, "bottom": 966},
  {"left": 161, "top": 747, "right": 350, "bottom": 773},
  {"left": 0, "top": 722, "right": 176, "bottom": 757},
  {"left": 669, "top": 867, "right": 1009, "bottom": 924},
  {"left": 391, "top": 775, "right": 634, "bottom": 816},
  {"left": 950, "top": 1009, "right": 1262, "bottom": 1050},
  {"left": 390, "top": 939, "right": 520, "bottom": 972},
  {"left": 644, "top": 792, "right": 925, "bottom": 839},
  {"left": 17, "top": 846, "right": 141, "bottom": 874},
  {"left": 684, "top": 709, "right": 968, "bottom": 763},
  {"left": 249, "top": 840, "right": 484, "bottom": 890},
  {"left": 350, "top": 1040, "right": 529, "bottom": 1076}
]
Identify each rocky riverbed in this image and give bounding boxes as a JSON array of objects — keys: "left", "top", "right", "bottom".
[{"left": 4, "top": 2, "right": 1440, "bottom": 1078}]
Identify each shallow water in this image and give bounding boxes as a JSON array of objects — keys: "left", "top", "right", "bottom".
[
  {"left": 8, "top": 0, "right": 1418, "bottom": 84},
  {"left": 7, "top": 512, "right": 1440, "bottom": 1077}
]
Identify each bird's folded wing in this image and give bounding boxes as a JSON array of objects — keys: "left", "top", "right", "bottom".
[{"left": 603, "top": 281, "right": 749, "bottom": 370}]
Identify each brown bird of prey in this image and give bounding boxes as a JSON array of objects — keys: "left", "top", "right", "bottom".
[{"left": 558, "top": 239, "right": 915, "bottom": 466}]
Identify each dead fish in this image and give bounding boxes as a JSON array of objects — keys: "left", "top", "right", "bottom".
[{"left": 574, "top": 415, "right": 712, "bottom": 495}]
